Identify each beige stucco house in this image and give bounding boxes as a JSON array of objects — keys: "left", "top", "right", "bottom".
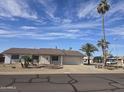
[
  {"left": 2, "top": 48, "right": 83, "bottom": 65},
  {"left": 114, "top": 56, "right": 124, "bottom": 66},
  {"left": 82, "top": 56, "right": 94, "bottom": 64}
]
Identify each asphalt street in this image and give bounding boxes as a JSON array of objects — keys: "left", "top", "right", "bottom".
[{"left": 0, "top": 74, "right": 124, "bottom": 92}]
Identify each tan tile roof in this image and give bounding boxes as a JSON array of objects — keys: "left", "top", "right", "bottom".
[
  {"left": 2, "top": 48, "right": 83, "bottom": 56},
  {"left": 63, "top": 50, "right": 83, "bottom": 56}
]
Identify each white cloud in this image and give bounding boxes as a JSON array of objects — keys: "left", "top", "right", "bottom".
[
  {"left": 107, "top": 25, "right": 124, "bottom": 37},
  {"left": 106, "top": 17, "right": 124, "bottom": 24},
  {"left": 0, "top": 29, "right": 35, "bottom": 38},
  {"left": 0, "top": 29, "right": 11, "bottom": 34},
  {"left": 61, "top": 19, "right": 72, "bottom": 24},
  {"left": 38, "top": 0, "right": 64, "bottom": 25},
  {"left": 36, "top": 21, "right": 101, "bottom": 36},
  {"left": 107, "top": 1, "right": 124, "bottom": 18},
  {"left": 0, "top": 0, "right": 37, "bottom": 19},
  {"left": 65, "top": 29, "right": 80, "bottom": 33},
  {"left": 77, "top": 0, "right": 99, "bottom": 19},
  {"left": 38, "top": 0, "right": 56, "bottom": 18},
  {"left": 61, "top": 21, "right": 100, "bottom": 29},
  {"left": 110, "top": 44, "right": 124, "bottom": 48},
  {"left": 44, "top": 32, "right": 84, "bottom": 39},
  {"left": 20, "top": 26, "right": 37, "bottom": 30},
  {"left": 0, "top": 29, "right": 85, "bottom": 40}
]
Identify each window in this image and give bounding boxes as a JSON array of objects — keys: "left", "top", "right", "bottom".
[
  {"left": 52, "top": 56, "right": 58, "bottom": 61},
  {"left": 32, "top": 55, "right": 39, "bottom": 60},
  {"left": 11, "top": 55, "right": 19, "bottom": 59}
]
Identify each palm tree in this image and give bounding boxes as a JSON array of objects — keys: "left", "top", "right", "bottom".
[
  {"left": 97, "top": 0, "right": 110, "bottom": 66},
  {"left": 80, "top": 43, "right": 98, "bottom": 65},
  {"left": 97, "top": 39, "right": 110, "bottom": 65}
]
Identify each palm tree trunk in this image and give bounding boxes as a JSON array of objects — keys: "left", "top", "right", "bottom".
[
  {"left": 102, "top": 47, "right": 106, "bottom": 66},
  {"left": 88, "top": 56, "right": 90, "bottom": 65},
  {"left": 102, "top": 14, "right": 105, "bottom": 41},
  {"left": 102, "top": 14, "right": 106, "bottom": 66}
]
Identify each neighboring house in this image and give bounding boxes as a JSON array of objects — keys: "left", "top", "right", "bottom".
[
  {"left": 116, "top": 56, "right": 124, "bottom": 66},
  {"left": 2, "top": 48, "right": 83, "bottom": 65},
  {"left": 106, "top": 56, "right": 124, "bottom": 66},
  {"left": 82, "top": 56, "right": 93, "bottom": 64}
]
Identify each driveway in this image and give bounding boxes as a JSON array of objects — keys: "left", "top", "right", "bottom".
[{"left": 0, "top": 74, "right": 124, "bottom": 92}]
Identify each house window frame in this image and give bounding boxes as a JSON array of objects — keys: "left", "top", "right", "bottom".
[
  {"left": 32, "top": 55, "right": 39, "bottom": 60},
  {"left": 51, "top": 56, "right": 59, "bottom": 61},
  {"left": 11, "top": 55, "right": 19, "bottom": 59}
]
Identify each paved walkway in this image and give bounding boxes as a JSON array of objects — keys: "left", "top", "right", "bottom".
[{"left": 0, "top": 74, "right": 124, "bottom": 92}]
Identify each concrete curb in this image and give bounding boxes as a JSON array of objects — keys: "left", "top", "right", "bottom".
[{"left": 0, "top": 72, "right": 124, "bottom": 75}]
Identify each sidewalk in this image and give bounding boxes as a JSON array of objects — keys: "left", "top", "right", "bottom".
[{"left": 0, "top": 64, "right": 124, "bottom": 75}]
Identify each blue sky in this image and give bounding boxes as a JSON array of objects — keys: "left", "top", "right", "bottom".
[{"left": 0, "top": 0, "right": 124, "bottom": 56}]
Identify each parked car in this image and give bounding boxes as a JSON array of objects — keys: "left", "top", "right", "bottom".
[
  {"left": 106, "top": 58, "right": 117, "bottom": 65},
  {"left": 106, "top": 61, "right": 117, "bottom": 64}
]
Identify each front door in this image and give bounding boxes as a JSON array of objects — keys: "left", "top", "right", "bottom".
[{"left": 51, "top": 56, "right": 60, "bottom": 65}]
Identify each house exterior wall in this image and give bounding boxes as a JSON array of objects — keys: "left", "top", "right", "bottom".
[
  {"left": 51, "top": 56, "right": 61, "bottom": 65},
  {"left": 4, "top": 54, "right": 11, "bottom": 64},
  {"left": 39, "top": 55, "right": 50, "bottom": 64},
  {"left": 116, "top": 58, "right": 124, "bottom": 66},
  {"left": 4, "top": 54, "right": 82, "bottom": 65},
  {"left": 63, "top": 56, "right": 82, "bottom": 65},
  {"left": 11, "top": 55, "right": 26, "bottom": 63},
  {"left": 11, "top": 59, "right": 19, "bottom": 63},
  {"left": 8, "top": 55, "right": 49, "bottom": 64}
]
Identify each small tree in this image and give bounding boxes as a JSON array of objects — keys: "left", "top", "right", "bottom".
[
  {"left": 20, "top": 55, "right": 32, "bottom": 68},
  {"left": 80, "top": 43, "right": 98, "bottom": 65}
]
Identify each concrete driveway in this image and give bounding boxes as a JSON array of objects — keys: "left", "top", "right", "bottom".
[{"left": 0, "top": 74, "right": 124, "bottom": 92}]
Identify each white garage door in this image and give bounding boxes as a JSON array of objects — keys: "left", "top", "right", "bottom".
[{"left": 63, "top": 56, "right": 82, "bottom": 65}]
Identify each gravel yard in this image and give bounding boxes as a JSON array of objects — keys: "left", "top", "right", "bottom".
[{"left": 0, "top": 63, "right": 124, "bottom": 75}]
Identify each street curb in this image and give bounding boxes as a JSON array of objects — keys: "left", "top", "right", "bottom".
[{"left": 0, "top": 72, "right": 124, "bottom": 75}]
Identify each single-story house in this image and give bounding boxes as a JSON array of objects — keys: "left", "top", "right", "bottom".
[
  {"left": 2, "top": 48, "right": 83, "bottom": 65},
  {"left": 113, "top": 56, "right": 124, "bottom": 66}
]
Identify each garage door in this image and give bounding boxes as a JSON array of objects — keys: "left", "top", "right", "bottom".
[{"left": 63, "top": 56, "right": 82, "bottom": 65}]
